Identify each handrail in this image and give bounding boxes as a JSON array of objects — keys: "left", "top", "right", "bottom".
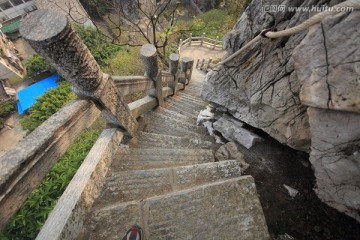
[
  {"left": 0, "top": 100, "right": 101, "bottom": 229},
  {"left": 0, "top": 9, "right": 196, "bottom": 234},
  {"left": 178, "top": 33, "right": 223, "bottom": 55}
]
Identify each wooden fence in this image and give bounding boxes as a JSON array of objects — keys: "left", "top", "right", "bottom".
[{"left": 178, "top": 32, "right": 223, "bottom": 55}]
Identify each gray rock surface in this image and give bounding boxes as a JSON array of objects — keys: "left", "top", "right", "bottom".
[
  {"left": 213, "top": 114, "right": 262, "bottom": 149},
  {"left": 201, "top": 0, "right": 360, "bottom": 221},
  {"left": 201, "top": 0, "right": 321, "bottom": 152},
  {"left": 293, "top": 11, "right": 360, "bottom": 113},
  {"left": 293, "top": 11, "right": 360, "bottom": 221},
  {"left": 307, "top": 107, "right": 360, "bottom": 221},
  {"left": 215, "top": 142, "right": 250, "bottom": 172}
]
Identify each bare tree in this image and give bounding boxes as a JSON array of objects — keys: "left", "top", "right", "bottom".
[{"left": 46, "top": 0, "right": 189, "bottom": 64}]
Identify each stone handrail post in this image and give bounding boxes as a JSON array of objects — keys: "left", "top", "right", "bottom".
[
  {"left": 200, "top": 58, "right": 205, "bottom": 69},
  {"left": 169, "top": 53, "right": 179, "bottom": 95},
  {"left": 140, "top": 44, "right": 164, "bottom": 107},
  {"left": 206, "top": 58, "right": 213, "bottom": 71},
  {"left": 178, "top": 38, "right": 183, "bottom": 54},
  {"left": 189, "top": 33, "right": 193, "bottom": 46},
  {"left": 213, "top": 36, "right": 219, "bottom": 49},
  {"left": 20, "top": 10, "right": 138, "bottom": 136},
  {"left": 140, "top": 44, "right": 159, "bottom": 79},
  {"left": 196, "top": 59, "right": 200, "bottom": 68},
  {"left": 182, "top": 57, "right": 194, "bottom": 87},
  {"left": 201, "top": 32, "right": 205, "bottom": 46}
]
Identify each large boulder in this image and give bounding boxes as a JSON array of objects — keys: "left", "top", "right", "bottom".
[
  {"left": 293, "top": 11, "right": 360, "bottom": 221},
  {"left": 201, "top": 0, "right": 316, "bottom": 152},
  {"left": 201, "top": 0, "right": 360, "bottom": 221}
]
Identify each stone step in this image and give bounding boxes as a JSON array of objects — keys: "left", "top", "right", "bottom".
[
  {"left": 143, "top": 113, "right": 208, "bottom": 138},
  {"left": 111, "top": 148, "right": 215, "bottom": 170},
  {"left": 174, "top": 94, "right": 207, "bottom": 106},
  {"left": 166, "top": 97, "right": 205, "bottom": 111},
  {"left": 146, "top": 110, "right": 203, "bottom": 132},
  {"left": 144, "top": 124, "right": 207, "bottom": 139},
  {"left": 170, "top": 96, "right": 206, "bottom": 109},
  {"left": 153, "top": 107, "right": 197, "bottom": 125},
  {"left": 178, "top": 93, "right": 206, "bottom": 103},
  {"left": 179, "top": 89, "right": 202, "bottom": 97},
  {"left": 132, "top": 132, "right": 213, "bottom": 149},
  {"left": 166, "top": 102, "right": 200, "bottom": 119},
  {"left": 93, "top": 160, "right": 241, "bottom": 208},
  {"left": 81, "top": 176, "right": 269, "bottom": 240}
]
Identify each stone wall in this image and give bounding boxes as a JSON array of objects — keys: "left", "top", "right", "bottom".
[{"left": 201, "top": 0, "right": 360, "bottom": 221}]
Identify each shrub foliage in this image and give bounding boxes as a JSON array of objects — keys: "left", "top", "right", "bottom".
[
  {"left": 20, "top": 81, "right": 76, "bottom": 132},
  {"left": 0, "top": 129, "right": 101, "bottom": 239},
  {"left": 24, "top": 54, "right": 53, "bottom": 78}
]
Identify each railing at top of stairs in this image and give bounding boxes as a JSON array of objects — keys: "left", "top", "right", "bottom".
[{"left": 0, "top": 9, "right": 196, "bottom": 236}]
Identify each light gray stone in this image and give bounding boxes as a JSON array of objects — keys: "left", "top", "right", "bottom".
[
  {"left": 307, "top": 107, "right": 360, "bottom": 222},
  {"left": 87, "top": 177, "right": 269, "bottom": 240},
  {"left": 293, "top": 11, "right": 360, "bottom": 113},
  {"left": 215, "top": 142, "right": 249, "bottom": 172},
  {"left": 292, "top": 10, "right": 360, "bottom": 222},
  {"left": 213, "top": 114, "right": 262, "bottom": 149},
  {"left": 201, "top": 0, "right": 312, "bottom": 152}
]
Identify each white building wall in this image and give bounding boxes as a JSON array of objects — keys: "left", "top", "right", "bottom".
[{"left": 0, "top": 0, "right": 35, "bottom": 22}]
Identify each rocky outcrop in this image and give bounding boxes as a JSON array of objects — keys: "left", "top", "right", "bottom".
[
  {"left": 215, "top": 142, "right": 250, "bottom": 173},
  {"left": 201, "top": 0, "right": 360, "bottom": 221},
  {"left": 202, "top": 0, "right": 314, "bottom": 152},
  {"left": 213, "top": 114, "right": 263, "bottom": 149},
  {"left": 293, "top": 11, "right": 360, "bottom": 221}
]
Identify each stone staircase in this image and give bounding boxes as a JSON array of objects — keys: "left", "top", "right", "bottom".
[{"left": 78, "top": 69, "right": 269, "bottom": 239}]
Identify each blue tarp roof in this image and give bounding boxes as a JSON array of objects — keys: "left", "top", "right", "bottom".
[{"left": 17, "top": 74, "right": 59, "bottom": 114}]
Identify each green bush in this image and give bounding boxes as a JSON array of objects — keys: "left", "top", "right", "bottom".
[
  {"left": 0, "top": 129, "right": 101, "bottom": 239},
  {"left": 0, "top": 101, "right": 14, "bottom": 126},
  {"left": 0, "top": 102, "right": 14, "bottom": 117},
  {"left": 24, "top": 54, "right": 53, "bottom": 78},
  {"left": 104, "top": 47, "right": 144, "bottom": 76},
  {"left": 176, "top": 9, "right": 234, "bottom": 39},
  {"left": 74, "top": 25, "right": 122, "bottom": 68},
  {"left": 20, "top": 81, "right": 76, "bottom": 132},
  {"left": 80, "top": 0, "right": 108, "bottom": 18}
]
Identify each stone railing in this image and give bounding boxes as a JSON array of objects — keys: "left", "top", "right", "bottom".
[
  {"left": 195, "top": 58, "right": 213, "bottom": 72},
  {"left": 0, "top": 9, "right": 194, "bottom": 234},
  {"left": 178, "top": 32, "right": 223, "bottom": 55}
]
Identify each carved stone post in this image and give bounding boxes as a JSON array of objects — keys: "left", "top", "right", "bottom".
[
  {"left": 187, "top": 58, "right": 194, "bottom": 82},
  {"left": 178, "top": 38, "right": 183, "bottom": 54},
  {"left": 169, "top": 53, "right": 179, "bottom": 95},
  {"left": 140, "top": 44, "right": 159, "bottom": 79},
  {"left": 214, "top": 36, "right": 219, "bottom": 49},
  {"left": 140, "top": 44, "right": 163, "bottom": 106},
  {"left": 206, "top": 58, "right": 213, "bottom": 71},
  {"left": 200, "top": 58, "right": 206, "bottom": 69},
  {"left": 20, "top": 9, "right": 138, "bottom": 136},
  {"left": 182, "top": 57, "right": 194, "bottom": 85},
  {"left": 189, "top": 33, "right": 193, "bottom": 46},
  {"left": 201, "top": 32, "right": 205, "bottom": 46},
  {"left": 196, "top": 59, "right": 200, "bottom": 69}
]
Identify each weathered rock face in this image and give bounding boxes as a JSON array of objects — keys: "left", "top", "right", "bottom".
[
  {"left": 215, "top": 142, "right": 250, "bottom": 173},
  {"left": 213, "top": 114, "right": 263, "bottom": 149},
  {"left": 293, "top": 11, "right": 360, "bottom": 221},
  {"left": 201, "top": 0, "right": 319, "bottom": 152},
  {"left": 202, "top": 0, "right": 360, "bottom": 222}
]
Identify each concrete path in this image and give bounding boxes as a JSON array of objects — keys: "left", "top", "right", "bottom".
[{"left": 180, "top": 44, "right": 226, "bottom": 62}]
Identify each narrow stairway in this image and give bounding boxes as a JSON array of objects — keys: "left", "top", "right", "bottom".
[{"left": 79, "top": 69, "right": 269, "bottom": 239}]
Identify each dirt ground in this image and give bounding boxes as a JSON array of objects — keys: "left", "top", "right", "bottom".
[
  {"left": 0, "top": 113, "right": 26, "bottom": 157},
  {"left": 237, "top": 135, "right": 360, "bottom": 240}
]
